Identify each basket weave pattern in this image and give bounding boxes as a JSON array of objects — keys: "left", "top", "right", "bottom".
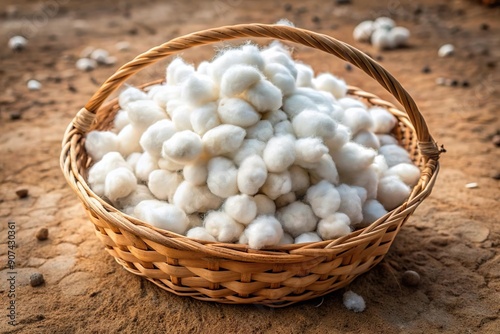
[{"left": 61, "top": 24, "right": 440, "bottom": 306}]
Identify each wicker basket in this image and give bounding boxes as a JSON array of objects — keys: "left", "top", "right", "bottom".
[{"left": 60, "top": 24, "right": 441, "bottom": 307}]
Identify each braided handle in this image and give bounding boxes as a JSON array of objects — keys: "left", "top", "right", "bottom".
[{"left": 72, "top": 23, "right": 440, "bottom": 159}]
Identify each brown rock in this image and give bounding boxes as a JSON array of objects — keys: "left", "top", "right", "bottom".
[
  {"left": 402, "top": 270, "right": 421, "bottom": 286},
  {"left": 36, "top": 228, "right": 49, "bottom": 241},
  {"left": 15, "top": 188, "right": 29, "bottom": 198},
  {"left": 30, "top": 273, "right": 45, "bottom": 287}
]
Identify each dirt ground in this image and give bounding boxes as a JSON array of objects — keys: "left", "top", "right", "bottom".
[{"left": 0, "top": 0, "right": 499, "bottom": 333}]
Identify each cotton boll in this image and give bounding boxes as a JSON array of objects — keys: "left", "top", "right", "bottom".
[
  {"left": 275, "top": 192, "right": 296, "bottom": 209},
  {"left": 377, "top": 134, "right": 399, "bottom": 146},
  {"left": 135, "top": 152, "right": 159, "bottom": 182},
  {"left": 277, "top": 201, "right": 317, "bottom": 237},
  {"left": 261, "top": 171, "right": 292, "bottom": 200},
  {"left": 206, "top": 157, "right": 238, "bottom": 198},
  {"left": 262, "top": 109, "right": 287, "bottom": 125},
  {"left": 273, "top": 120, "right": 295, "bottom": 137},
  {"left": 390, "top": 26, "right": 410, "bottom": 47},
  {"left": 187, "top": 214, "right": 203, "bottom": 228},
  {"left": 173, "top": 181, "right": 223, "bottom": 214},
  {"left": 90, "top": 48, "right": 109, "bottom": 64},
  {"left": 263, "top": 135, "right": 296, "bottom": 173},
  {"left": 104, "top": 167, "right": 137, "bottom": 202},
  {"left": 220, "top": 64, "right": 262, "bottom": 97},
  {"left": 438, "top": 44, "right": 455, "bottom": 58},
  {"left": 308, "top": 154, "right": 340, "bottom": 185},
  {"left": 289, "top": 165, "right": 310, "bottom": 196},
  {"left": 254, "top": 194, "right": 276, "bottom": 215},
  {"left": 306, "top": 180, "right": 341, "bottom": 218},
  {"left": 341, "top": 107, "right": 374, "bottom": 135},
  {"left": 171, "top": 105, "right": 194, "bottom": 131},
  {"left": 245, "top": 120, "right": 274, "bottom": 142},
  {"left": 197, "top": 61, "right": 210, "bottom": 75},
  {"left": 117, "top": 124, "right": 143, "bottom": 156},
  {"left": 224, "top": 194, "right": 258, "bottom": 225},
  {"left": 295, "top": 232, "right": 322, "bottom": 244},
  {"left": 337, "top": 184, "right": 363, "bottom": 226},
  {"left": 353, "top": 20, "right": 375, "bottom": 42},
  {"left": 161, "top": 130, "right": 202, "bottom": 164},
  {"left": 372, "top": 154, "right": 389, "bottom": 178},
  {"left": 8, "top": 36, "right": 28, "bottom": 51},
  {"left": 243, "top": 80, "right": 283, "bottom": 112},
  {"left": 190, "top": 102, "right": 220, "bottom": 136},
  {"left": 186, "top": 227, "right": 217, "bottom": 242},
  {"left": 282, "top": 94, "right": 319, "bottom": 119},
  {"left": 331, "top": 142, "right": 376, "bottom": 174},
  {"left": 317, "top": 212, "right": 351, "bottom": 240},
  {"left": 369, "top": 107, "right": 397, "bottom": 134},
  {"left": 238, "top": 233, "right": 249, "bottom": 245},
  {"left": 115, "top": 184, "right": 155, "bottom": 212},
  {"left": 113, "top": 110, "right": 130, "bottom": 133},
  {"left": 166, "top": 57, "right": 195, "bottom": 85},
  {"left": 353, "top": 130, "right": 380, "bottom": 150},
  {"left": 343, "top": 291, "right": 366, "bottom": 313},
  {"left": 135, "top": 200, "right": 189, "bottom": 234},
  {"left": 229, "top": 139, "right": 266, "bottom": 166},
  {"left": 340, "top": 166, "right": 379, "bottom": 200},
  {"left": 374, "top": 17, "right": 396, "bottom": 30},
  {"left": 165, "top": 99, "right": 183, "bottom": 118},
  {"left": 118, "top": 86, "right": 148, "bottom": 110},
  {"left": 279, "top": 233, "right": 294, "bottom": 245},
  {"left": 218, "top": 97, "right": 260, "bottom": 127},
  {"left": 148, "top": 169, "right": 183, "bottom": 202},
  {"left": 263, "top": 63, "right": 296, "bottom": 96},
  {"left": 85, "top": 130, "right": 119, "bottom": 161},
  {"left": 237, "top": 155, "right": 267, "bottom": 195},
  {"left": 126, "top": 152, "right": 142, "bottom": 171},
  {"left": 240, "top": 44, "right": 266, "bottom": 70},
  {"left": 361, "top": 199, "right": 387, "bottom": 226},
  {"left": 353, "top": 186, "right": 368, "bottom": 204},
  {"left": 378, "top": 144, "right": 412, "bottom": 167},
  {"left": 183, "top": 162, "right": 208, "bottom": 186},
  {"left": 158, "top": 157, "right": 184, "bottom": 172},
  {"left": 88, "top": 152, "right": 129, "bottom": 191},
  {"left": 338, "top": 97, "right": 367, "bottom": 110},
  {"left": 377, "top": 175, "right": 410, "bottom": 210},
  {"left": 244, "top": 215, "right": 284, "bottom": 249},
  {"left": 384, "top": 163, "right": 420, "bottom": 186},
  {"left": 371, "top": 29, "right": 394, "bottom": 50},
  {"left": 203, "top": 211, "right": 244, "bottom": 243},
  {"left": 126, "top": 100, "right": 167, "bottom": 131},
  {"left": 325, "top": 124, "right": 352, "bottom": 153},
  {"left": 295, "top": 137, "right": 328, "bottom": 164},
  {"left": 139, "top": 119, "right": 177, "bottom": 158},
  {"left": 181, "top": 73, "right": 218, "bottom": 106},
  {"left": 292, "top": 109, "right": 337, "bottom": 139},
  {"left": 261, "top": 48, "right": 298, "bottom": 79},
  {"left": 295, "top": 62, "right": 314, "bottom": 87},
  {"left": 150, "top": 85, "right": 181, "bottom": 110},
  {"left": 76, "top": 58, "right": 97, "bottom": 71},
  {"left": 202, "top": 124, "right": 246, "bottom": 156},
  {"left": 313, "top": 73, "right": 348, "bottom": 99},
  {"left": 209, "top": 46, "right": 265, "bottom": 83}
]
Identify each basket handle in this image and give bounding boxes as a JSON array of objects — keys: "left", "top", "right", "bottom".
[{"left": 72, "top": 23, "right": 440, "bottom": 160}]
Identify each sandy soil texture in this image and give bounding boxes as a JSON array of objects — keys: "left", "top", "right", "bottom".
[{"left": 0, "top": 0, "right": 499, "bottom": 333}]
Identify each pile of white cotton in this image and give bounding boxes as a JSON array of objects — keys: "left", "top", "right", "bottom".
[
  {"left": 353, "top": 17, "right": 410, "bottom": 50},
  {"left": 85, "top": 41, "right": 420, "bottom": 249}
]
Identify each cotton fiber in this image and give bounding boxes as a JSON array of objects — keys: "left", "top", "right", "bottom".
[
  {"left": 289, "top": 165, "right": 310, "bottom": 196},
  {"left": 378, "top": 144, "right": 413, "bottom": 167},
  {"left": 166, "top": 58, "right": 195, "bottom": 85},
  {"left": 134, "top": 200, "right": 188, "bottom": 235},
  {"left": 104, "top": 167, "right": 137, "bottom": 202},
  {"left": 220, "top": 64, "right": 262, "bottom": 97},
  {"left": 173, "top": 181, "right": 222, "bottom": 214},
  {"left": 277, "top": 201, "right": 317, "bottom": 237},
  {"left": 261, "top": 171, "right": 292, "bottom": 200},
  {"left": 180, "top": 73, "right": 218, "bottom": 105},
  {"left": 337, "top": 184, "right": 363, "bottom": 226},
  {"left": 117, "top": 124, "right": 142, "bottom": 156},
  {"left": 254, "top": 194, "right": 276, "bottom": 215},
  {"left": 85, "top": 130, "right": 119, "bottom": 161},
  {"left": 126, "top": 100, "right": 167, "bottom": 131},
  {"left": 341, "top": 107, "right": 374, "bottom": 135},
  {"left": 263, "top": 135, "right": 296, "bottom": 172},
  {"left": 309, "top": 154, "right": 340, "bottom": 185},
  {"left": 295, "top": 138, "right": 328, "bottom": 164},
  {"left": 224, "top": 194, "right": 258, "bottom": 225},
  {"left": 158, "top": 157, "right": 184, "bottom": 172},
  {"left": 190, "top": 102, "right": 220, "bottom": 135},
  {"left": 295, "top": 62, "right": 314, "bottom": 87},
  {"left": 218, "top": 97, "right": 260, "bottom": 127},
  {"left": 282, "top": 94, "right": 318, "bottom": 119},
  {"left": 343, "top": 291, "right": 366, "bottom": 313},
  {"left": 295, "top": 232, "right": 322, "bottom": 244},
  {"left": 237, "top": 154, "right": 267, "bottom": 195},
  {"left": 118, "top": 87, "right": 148, "bottom": 110},
  {"left": 229, "top": 139, "right": 266, "bottom": 166},
  {"left": 273, "top": 120, "right": 295, "bottom": 137},
  {"left": 113, "top": 110, "right": 130, "bottom": 133},
  {"left": 353, "top": 130, "right": 380, "bottom": 150},
  {"left": 186, "top": 227, "right": 216, "bottom": 242},
  {"left": 384, "top": 163, "right": 420, "bottom": 186},
  {"left": 361, "top": 199, "right": 387, "bottom": 226},
  {"left": 207, "top": 157, "right": 238, "bottom": 198},
  {"left": 331, "top": 142, "right": 376, "bottom": 174},
  {"left": 262, "top": 109, "right": 287, "bottom": 125},
  {"left": 202, "top": 124, "right": 246, "bottom": 155},
  {"left": 183, "top": 162, "right": 208, "bottom": 186},
  {"left": 243, "top": 79, "right": 283, "bottom": 112},
  {"left": 171, "top": 105, "right": 194, "bottom": 131},
  {"left": 203, "top": 211, "right": 244, "bottom": 243},
  {"left": 148, "top": 169, "right": 183, "bottom": 202},
  {"left": 245, "top": 120, "right": 274, "bottom": 142},
  {"left": 279, "top": 233, "right": 294, "bottom": 245},
  {"left": 135, "top": 152, "right": 158, "bottom": 182},
  {"left": 377, "top": 175, "right": 411, "bottom": 210},
  {"left": 306, "top": 180, "right": 341, "bottom": 218},
  {"left": 115, "top": 184, "right": 155, "bottom": 213},
  {"left": 139, "top": 119, "right": 177, "bottom": 158},
  {"left": 243, "top": 215, "right": 284, "bottom": 249},
  {"left": 292, "top": 109, "right": 337, "bottom": 138},
  {"left": 263, "top": 63, "right": 296, "bottom": 96},
  {"left": 313, "top": 73, "right": 347, "bottom": 99},
  {"left": 275, "top": 192, "right": 296, "bottom": 209},
  {"left": 317, "top": 213, "right": 351, "bottom": 240},
  {"left": 369, "top": 107, "right": 397, "bottom": 134},
  {"left": 162, "top": 130, "right": 203, "bottom": 164}
]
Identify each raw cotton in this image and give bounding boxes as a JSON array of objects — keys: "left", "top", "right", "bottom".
[{"left": 343, "top": 291, "right": 366, "bottom": 313}]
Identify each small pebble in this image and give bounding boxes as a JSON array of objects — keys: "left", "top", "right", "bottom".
[
  {"left": 492, "top": 134, "right": 500, "bottom": 147},
  {"left": 10, "top": 112, "right": 22, "bottom": 120},
  {"left": 284, "top": 3, "right": 292, "bottom": 11},
  {"left": 461, "top": 80, "right": 470, "bottom": 88},
  {"left": 103, "top": 56, "right": 117, "bottom": 66},
  {"left": 421, "top": 65, "right": 431, "bottom": 74},
  {"left": 344, "top": 63, "right": 353, "bottom": 71},
  {"left": 90, "top": 48, "right": 109, "bottom": 64},
  {"left": 27, "top": 79, "right": 42, "bottom": 91},
  {"left": 465, "top": 182, "right": 478, "bottom": 189},
  {"left": 76, "top": 58, "right": 97, "bottom": 72},
  {"left": 8, "top": 36, "right": 27, "bottom": 51},
  {"left": 491, "top": 173, "right": 500, "bottom": 180},
  {"left": 15, "top": 189, "right": 29, "bottom": 198},
  {"left": 79, "top": 46, "right": 94, "bottom": 58},
  {"left": 375, "top": 54, "right": 384, "bottom": 61},
  {"left": 336, "top": 0, "right": 352, "bottom": 4},
  {"left": 436, "top": 77, "right": 446, "bottom": 86},
  {"left": 312, "top": 16, "right": 321, "bottom": 24},
  {"left": 30, "top": 273, "right": 45, "bottom": 287},
  {"left": 36, "top": 228, "right": 49, "bottom": 241},
  {"left": 449, "top": 79, "right": 458, "bottom": 87},
  {"left": 402, "top": 270, "right": 420, "bottom": 286},
  {"left": 480, "top": 23, "right": 489, "bottom": 31},
  {"left": 438, "top": 44, "right": 455, "bottom": 57},
  {"left": 115, "top": 41, "right": 130, "bottom": 51}
]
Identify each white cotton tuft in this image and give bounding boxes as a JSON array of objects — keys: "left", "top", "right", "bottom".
[
  {"left": 113, "top": 110, "right": 130, "bottom": 133},
  {"left": 313, "top": 73, "right": 347, "bottom": 99},
  {"left": 277, "top": 201, "right": 317, "bottom": 237},
  {"left": 378, "top": 144, "right": 412, "bottom": 167},
  {"left": 289, "top": 165, "right": 310, "bottom": 196},
  {"left": 243, "top": 80, "right": 283, "bottom": 112},
  {"left": 135, "top": 152, "right": 159, "bottom": 182},
  {"left": 139, "top": 119, "right": 177, "bottom": 158},
  {"left": 389, "top": 26, "right": 410, "bottom": 47},
  {"left": 273, "top": 120, "right": 295, "bottom": 137},
  {"left": 325, "top": 124, "right": 352, "bottom": 153},
  {"left": 224, "top": 194, "right": 258, "bottom": 225},
  {"left": 186, "top": 227, "right": 216, "bottom": 242},
  {"left": 353, "top": 186, "right": 368, "bottom": 205},
  {"left": 369, "top": 107, "right": 397, "bottom": 134},
  {"left": 149, "top": 85, "right": 181, "bottom": 110},
  {"left": 209, "top": 45, "right": 265, "bottom": 83},
  {"left": 377, "top": 134, "right": 399, "bottom": 146},
  {"left": 134, "top": 200, "right": 188, "bottom": 235},
  {"left": 115, "top": 184, "right": 155, "bottom": 212},
  {"left": 282, "top": 94, "right": 318, "bottom": 119},
  {"left": 262, "top": 109, "right": 287, "bottom": 125},
  {"left": 261, "top": 45, "right": 297, "bottom": 79},
  {"left": 331, "top": 142, "right": 377, "bottom": 174},
  {"left": 166, "top": 58, "right": 195, "bottom": 85},
  {"left": 161, "top": 130, "right": 203, "bottom": 164},
  {"left": 374, "top": 17, "right": 395, "bottom": 30},
  {"left": 384, "top": 163, "right": 420, "bottom": 186},
  {"left": 361, "top": 199, "right": 388, "bottom": 226},
  {"left": 338, "top": 97, "right": 367, "bottom": 110},
  {"left": 183, "top": 162, "right": 208, "bottom": 186},
  {"left": 158, "top": 157, "right": 184, "bottom": 172},
  {"left": 148, "top": 169, "right": 183, "bottom": 202},
  {"left": 309, "top": 154, "right": 340, "bottom": 185},
  {"left": 371, "top": 29, "right": 394, "bottom": 50},
  {"left": 337, "top": 184, "right": 363, "bottom": 226},
  {"left": 245, "top": 120, "right": 274, "bottom": 142},
  {"left": 206, "top": 157, "right": 239, "bottom": 198},
  {"left": 292, "top": 109, "right": 337, "bottom": 138},
  {"left": 171, "top": 105, "right": 194, "bottom": 131},
  {"left": 244, "top": 215, "right": 284, "bottom": 249},
  {"left": 317, "top": 212, "right": 352, "bottom": 240},
  {"left": 118, "top": 87, "right": 148, "bottom": 110},
  {"left": 295, "top": 62, "right": 314, "bottom": 87},
  {"left": 279, "top": 233, "right": 294, "bottom": 245},
  {"left": 180, "top": 73, "right": 218, "bottom": 105},
  {"left": 341, "top": 107, "right": 374, "bottom": 135},
  {"left": 202, "top": 124, "right": 246, "bottom": 155},
  {"left": 377, "top": 175, "right": 411, "bottom": 210},
  {"left": 261, "top": 171, "right": 292, "bottom": 200},
  {"left": 275, "top": 192, "right": 296, "bottom": 209},
  {"left": 295, "top": 137, "right": 328, "bottom": 164},
  {"left": 306, "top": 180, "right": 341, "bottom": 219},
  {"left": 263, "top": 135, "right": 296, "bottom": 172},
  {"left": 263, "top": 63, "right": 296, "bottom": 96},
  {"left": 237, "top": 155, "right": 268, "bottom": 195},
  {"left": 218, "top": 97, "right": 260, "bottom": 127},
  {"left": 353, "top": 20, "right": 375, "bottom": 42},
  {"left": 8, "top": 36, "right": 28, "bottom": 51},
  {"left": 187, "top": 214, "right": 203, "bottom": 228},
  {"left": 229, "top": 139, "right": 266, "bottom": 166},
  {"left": 117, "top": 124, "right": 143, "bottom": 157},
  {"left": 438, "top": 44, "right": 455, "bottom": 58},
  {"left": 203, "top": 211, "right": 244, "bottom": 243},
  {"left": 343, "top": 291, "right": 366, "bottom": 313},
  {"left": 104, "top": 167, "right": 137, "bottom": 202},
  {"left": 353, "top": 130, "right": 380, "bottom": 150},
  {"left": 173, "top": 181, "right": 223, "bottom": 214},
  {"left": 254, "top": 194, "right": 276, "bottom": 215},
  {"left": 220, "top": 64, "right": 262, "bottom": 97},
  {"left": 126, "top": 100, "right": 167, "bottom": 131},
  {"left": 295, "top": 232, "right": 322, "bottom": 244},
  {"left": 372, "top": 154, "right": 389, "bottom": 178},
  {"left": 340, "top": 164, "right": 379, "bottom": 200},
  {"left": 88, "top": 152, "right": 129, "bottom": 194},
  {"left": 85, "top": 130, "right": 119, "bottom": 161},
  {"left": 190, "top": 102, "right": 220, "bottom": 135}
]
